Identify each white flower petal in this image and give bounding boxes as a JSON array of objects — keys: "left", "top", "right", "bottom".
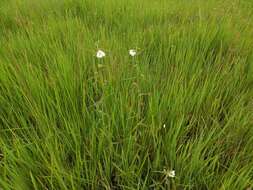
[
  {"left": 168, "top": 170, "right": 175, "bottom": 178},
  {"left": 96, "top": 50, "right": 106, "bottom": 58},
  {"left": 129, "top": 49, "right": 137, "bottom": 57}
]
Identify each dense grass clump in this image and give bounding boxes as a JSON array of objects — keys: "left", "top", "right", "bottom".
[{"left": 0, "top": 0, "right": 253, "bottom": 189}]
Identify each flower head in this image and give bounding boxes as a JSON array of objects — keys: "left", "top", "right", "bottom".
[
  {"left": 168, "top": 170, "right": 175, "bottom": 178},
  {"left": 129, "top": 49, "right": 137, "bottom": 57},
  {"left": 163, "top": 124, "right": 166, "bottom": 128},
  {"left": 96, "top": 50, "right": 106, "bottom": 58}
]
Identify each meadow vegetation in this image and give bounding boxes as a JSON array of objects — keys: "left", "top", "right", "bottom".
[{"left": 0, "top": 0, "right": 253, "bottom": 189}]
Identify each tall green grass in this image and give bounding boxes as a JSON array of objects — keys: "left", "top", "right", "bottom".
[{"left": 0, "top": 0, "right": 253, "bottom": 189}]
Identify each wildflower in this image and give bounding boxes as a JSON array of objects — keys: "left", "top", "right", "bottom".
[
  {"left": 168, "top": 170, "right": 175, "bottom": 178},
  {"left": 96, "top": 50, "right": 106, "bottom": 58},
  {"left": 129, "top": 49, "right": 137, "bottom": 57},
  {"left": 163, "top": 124, "right": 166, "bottom": 128}
]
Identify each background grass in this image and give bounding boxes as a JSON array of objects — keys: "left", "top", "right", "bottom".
[{"left": 0, "top": 0, "right": 253, "bottom": 189}]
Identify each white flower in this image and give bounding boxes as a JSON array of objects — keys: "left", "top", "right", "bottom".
[
  {"left": 96, "top": 50, "right": 106, "bottom": 58},
  {"left": 168, "top": 170, "right": 175, "bottom": 178},
  {"left": 163, "top": 124, "right": 166, "bottom": 128},
  {"left": 129, "top": 49, "right": 137, "bottom": 57}
]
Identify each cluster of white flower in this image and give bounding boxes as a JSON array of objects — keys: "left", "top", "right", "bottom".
[
  {"left": 96, "top": 49, "right": 137, "bottom": 59},
  {"left": 96, "top": 50, "right": 176, "bottom": 180}
]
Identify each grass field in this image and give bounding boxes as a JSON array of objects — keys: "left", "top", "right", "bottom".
[{"left": 0, "top": 0, "right": 253, "bottom": 189}]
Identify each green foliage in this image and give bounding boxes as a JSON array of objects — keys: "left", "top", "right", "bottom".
[{"left": 0, "top": 0, "right": 253, "bottom": 189}]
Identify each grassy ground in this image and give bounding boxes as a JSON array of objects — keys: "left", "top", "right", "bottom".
[{"left": 0, "top": 0, "right": 253, "bottom": 189}]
